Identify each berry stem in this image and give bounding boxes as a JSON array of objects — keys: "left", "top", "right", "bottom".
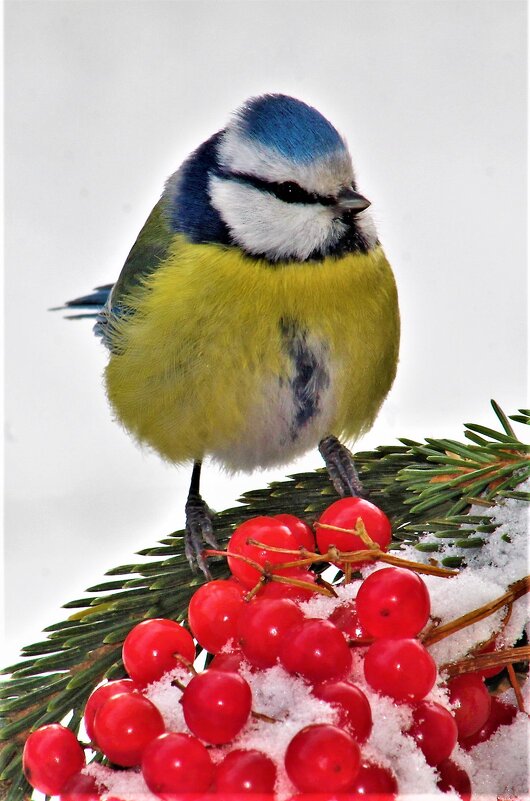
[
  {"left": 441, "top": 644, "right": 530, "bottom": 677},
  {"left": 174, "top": 655, "right": 198, "bottom": 675},
  {"left": 245, "top": 539, "right": 313, "bottom": 556},
  {"left": 243, "top": 577, "right": 267, "bottom": 602},
  {"left": 507, "top": 663, "right": 526, "bottom": 713},
  {"left": 315, "top": 521, "right": 379, "bottom": 551},
  {"left": 423, "top": 576, "right": 530, "bottom": 646},
  {"left": 251, "top": 710, "right": 278, "bottom": 724},
  {"left": 203, "top": 549, "right": 263, "bottom": 572},
  {"left": 377, "top": 553, "right": 457, "bottom": 578},
  {"left": 266, "top": 574, "right": 337, "bottom": 597}
]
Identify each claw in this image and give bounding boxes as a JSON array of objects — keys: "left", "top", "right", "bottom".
[
  {"left": 319, "top": 435, "right": 364, "bottom": 497},
  {"left": 185, "top": 494, "right": 218, "bottom": 577}
]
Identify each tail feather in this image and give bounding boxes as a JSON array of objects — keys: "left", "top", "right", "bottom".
[{"left": 50, "top": 284, "right": 114, "bottom": 318}]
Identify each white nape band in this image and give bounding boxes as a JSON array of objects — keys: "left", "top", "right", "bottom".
[{"left": 218, "top": 128, "right": 355, "bottom": 197}]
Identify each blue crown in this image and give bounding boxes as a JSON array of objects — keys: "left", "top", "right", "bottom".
[{"left": 236, "top": 94, "right": 345, "bottom": 163}]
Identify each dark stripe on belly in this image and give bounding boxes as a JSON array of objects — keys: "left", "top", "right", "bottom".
[{"left": 280, "top": 318, "right": 330, "bottom": 438}]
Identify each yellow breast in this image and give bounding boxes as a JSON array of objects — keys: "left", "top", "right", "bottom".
[{"left": 105, "top": 236, "right": 399, "bottom": 468}]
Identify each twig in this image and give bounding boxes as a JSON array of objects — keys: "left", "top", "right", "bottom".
[{"left": 423, "top": 576, "right": 530, "bottom": 646}]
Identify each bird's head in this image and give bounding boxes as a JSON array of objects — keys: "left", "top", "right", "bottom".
[{"left": 166, "top": 94, "right": 377, "bottom": 262}]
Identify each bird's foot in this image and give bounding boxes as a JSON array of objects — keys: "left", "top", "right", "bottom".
[
  {"left": 319, "top": 435, "right": 364, "bottom": 497},
  {"left": 184, "top": 493, "right": 218, "bottom": 578}
]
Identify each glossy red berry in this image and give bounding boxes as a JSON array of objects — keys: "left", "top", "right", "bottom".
[
  {"left": 356, "top": 567, "right": 430, "bottom": 638},
  {"left": 447, "top": 674, "right": 492, "bottom": 739},
  {"left": 84, "top": 679, "right": 140, "bottom": 744},
  {"left": 142, "top": 732, "right": 214, "bottom": 797},
  {"left": 312, "top": 680, "right": 372, "bottom": 743},
  {"left": 122, "top": 618, "right": 196, "bottom": 685},
  {"left": 285, "top": 724, "right": 360, "bottom": 793},
  {"left": 209, "top": 647, "right": 248, "bottom": 673},
  {"left": 458, "top": 696, "right": 517, "bottom": 750},
  {"left": 329, "top": 599, "right": 370, "bottom": 642},
  {"left": 93, "top": 692, "right": 164, "bottom": 766},
  {"left": 316, "top": 497, "right": 392, "bottom": 566},
  {"left": 274, "top": 513, "right": 316, "bottom": 551},
  {"left": 59, "top": 772, "right": 100, "bottom": 801},
  {"left": 364, "top": 638, "right": 437, "bottom": 701},
  {"left": 238, "top": 598, "right": 304, "bottom": 668},
  {"left": 181, "top": 669, "right": 252, "bottom": 744},
  {"left": 279, "top": 618, "right": 352, "bottom": 683},
  {"left": 23, "top": 724, "right": 85, "bottom": 795},
  {"left": 349, "top": 759, "right": 398, "bottom": 797},
  {"left": 408, "top": 701, "right": 458, "bottom": 765},
  {"left": 436, "top": 758, "right": 472, "bottom": 800},
  {"left": 215, "top": 748, "right": 277, "bottom": 793},
  {"left": 188, "top": 579, "right": 245, "bottom": 653},
  {"left": 227, "top": 517, "right": 303, "bottom": 587},
  {"left": 259, "top": 568, "right": 318, "bottom": 601}
]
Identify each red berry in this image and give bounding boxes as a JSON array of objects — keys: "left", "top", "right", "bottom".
[
  {"left": 356, "top": 567, "right": 430, "bottom": 638},
  {"left": 209, "top": 647, "right": 248, "bottom": 673},
  {"left": 142, "top": 732, "right": 214, "bottom": 797},
  {"left": 329, "top": 600, "right": 370, "bottom": 642},
  {"left": 181, "top": 670, "right": 252, "bottom": 744},
  {"left": 122, "top": 618, "right": 195, "bottom": 685},
  {"left": 364, "top": 638, "right": 437, "bottom": 701},
  {"left": 59, "top": 772, "right": 100, "bottom": 801},
  {"left": 316, "top": 497, "right": 392, "bottom": 567},
  {"left": 312, "top": 680, "right": 372, "bottom": 743},
  {"left": 228, "top": 517, "right": 304, "bottom": 587},
  {"left": 436, "top": 758, "right": 472, "bottom": 800},
  {"left": 274, "top": 513, "right": 316, "bottom": 551},
  {"left": 285, "top": 724, "right": 360, "bottom": 793},
  {"left": 408, "top": 701, "right": 458, "bottom": 765},
  {"left": 447, "top": 674, "right": 492, "bottom": 739},
  {"left": 84, "top": 679, "right": 140, "bottom": 744},
  {"left": 93, "top": 692, "right": 164, "bottom": 766},
  {"left": 458, "top": 696, "right": 517, "bottom": 750},
  {"left": 349, "top": 759, "right": 398, "bottom": 797},
  {"left": 23, "top": 724, "right": 85, "bottom": 795},
  {"left": 188, "top": 579, "right": 245, "bottom": 653},
  {"left": 279, "top": 618, "right": 352, "bottom": 683},
  {"left": 238, "top": 598, "right": 304, "bottom": 668},
  {"left": 215, "top": 748, "right": 277, "bottom": 793},
  {"left": 259, "top": 568, "right": 318, "bottom": 601}
]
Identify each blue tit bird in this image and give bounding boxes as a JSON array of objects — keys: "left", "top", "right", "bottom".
[{"left": 63, "top": 94, "right": 400, "bottom": 575}]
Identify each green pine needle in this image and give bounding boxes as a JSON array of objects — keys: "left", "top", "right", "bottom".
[{"left": 1, "top": 401, "right": 528, "bottom": 800}]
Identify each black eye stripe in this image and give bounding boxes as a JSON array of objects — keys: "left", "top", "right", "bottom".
[{"left": 219, "top": 170, "right": 336, "bottom": 206}]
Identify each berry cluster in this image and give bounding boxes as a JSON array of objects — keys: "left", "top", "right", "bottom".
[{"left": 23, "top": 497, "right": 516, "bottom": 799}]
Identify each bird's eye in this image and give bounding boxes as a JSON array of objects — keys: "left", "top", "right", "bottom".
[
  {"left": 273, "top": 181, "right": 316, "bottom": 204},
  {"left": 222, "top": 170, "right": 334, "bottom": 206}
]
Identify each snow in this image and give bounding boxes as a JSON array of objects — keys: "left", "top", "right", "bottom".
[
  {"left": 466, "top": 713, "right": 530, "bottom": 797},
  {"left": 423, "top": 571, "right": 507, "bottom": 666},
  {"left": 298, "top": 579, "right": 360, "bottom": 619},
  {"left": 70, "top": 485, "right": 529, "bottom": 800},
  {"left": 85, "top": 764, "right": 158, "bottom": 801},
  {"left": 142, "top": 667, "right": 189, "bottom": 732}
]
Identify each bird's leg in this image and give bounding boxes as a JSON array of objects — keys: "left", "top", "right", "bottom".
[
  {"left": 318, "top": 435, "right": 364, "bottom": 497},
  {"left": 184, "top": 461, "right": 218, "bottom": 577}
]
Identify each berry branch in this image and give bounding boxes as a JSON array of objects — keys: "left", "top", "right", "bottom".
[{"left": 1, "top": 402, "right": 528, "bottom": 800}]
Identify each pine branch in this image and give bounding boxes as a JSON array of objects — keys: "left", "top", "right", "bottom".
[{"left": 1, "top": 401, "right": 528, "bottom": 800}]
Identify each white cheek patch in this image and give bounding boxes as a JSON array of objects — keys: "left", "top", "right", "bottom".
[
  {"left": 218, "top": 128, "right": 355, "bottom": 197},
  {"left": 355, "top": 211, "right": 378, "bottom": 250},
  {"left": 209, "top": 176, "right": 346, "bottom": 261}
]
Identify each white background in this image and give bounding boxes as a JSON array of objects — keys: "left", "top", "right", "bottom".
[{"left": 4, "top": 0, "right": 527, "bottom": 665}]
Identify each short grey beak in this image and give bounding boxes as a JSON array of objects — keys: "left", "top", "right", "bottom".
[{"left": 336, "top": 187, "right": 371, "bottom": 212}]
